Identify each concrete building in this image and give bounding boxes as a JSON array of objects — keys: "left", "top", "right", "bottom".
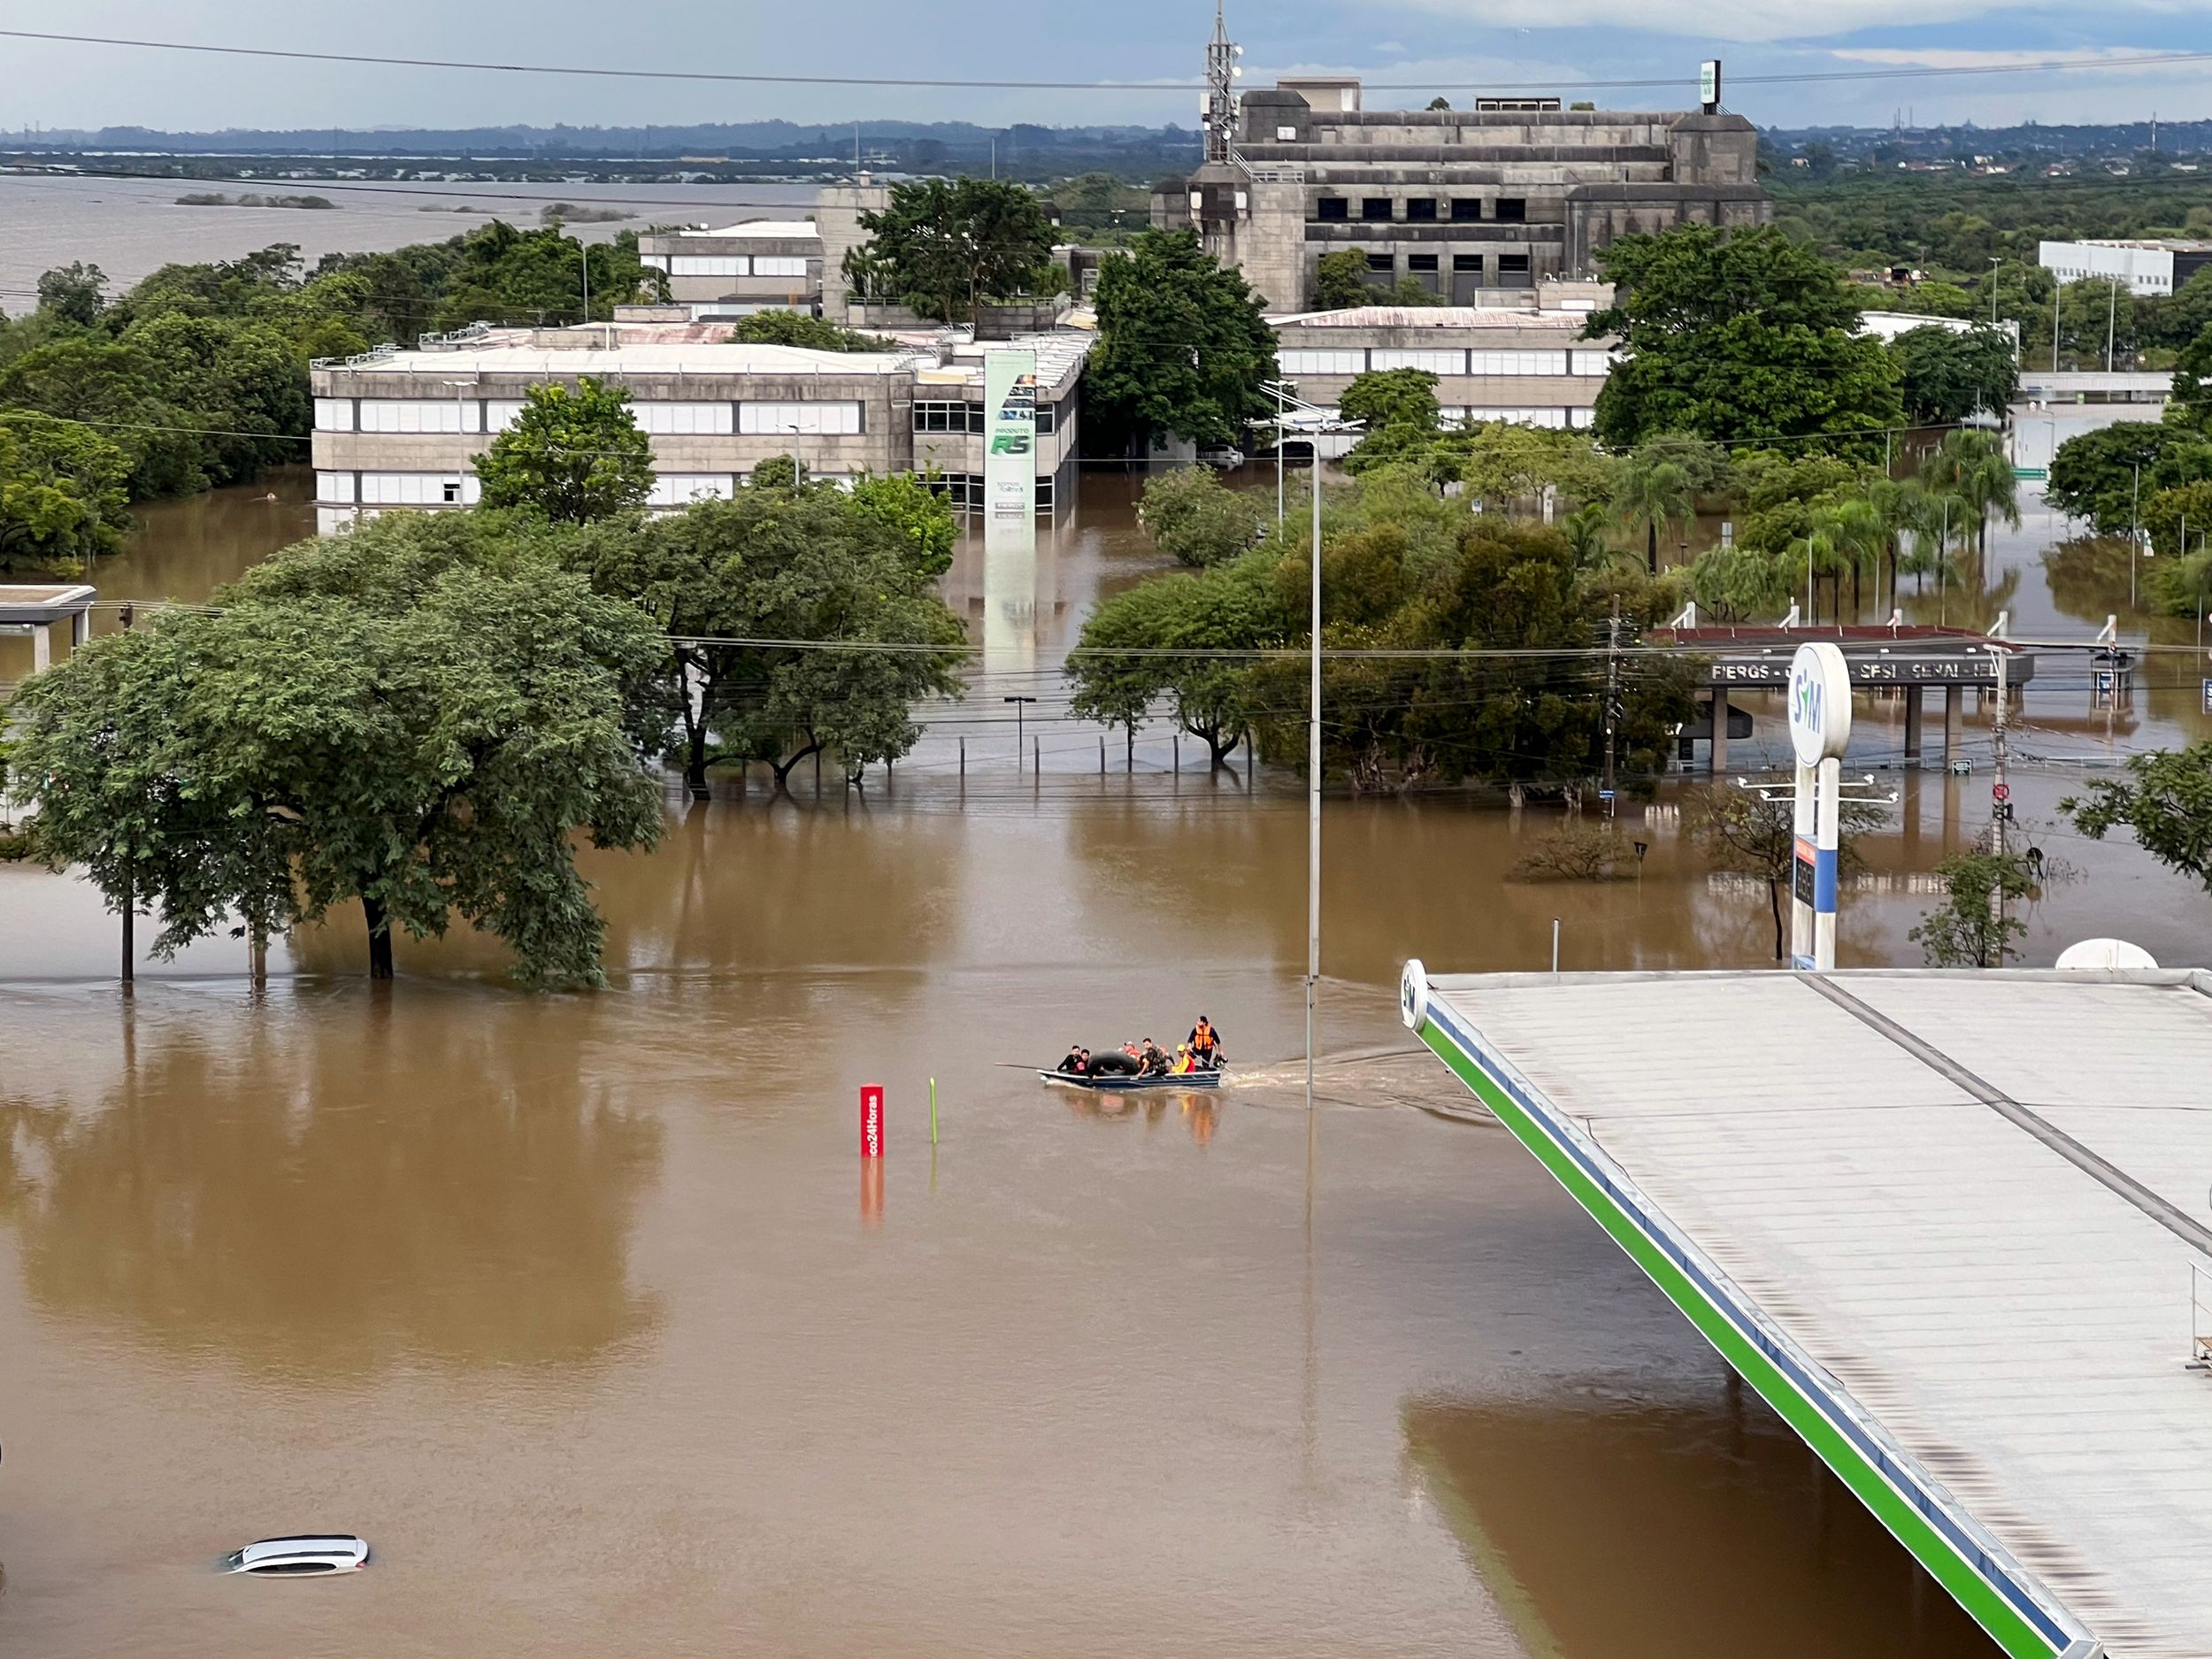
[
  {"left": 1153, "top": 19, "right": 1768, "bottom": 313},
  {"left": 635, "top": 220, "right": 824, "bottom": 319},
  {"left": 1270, "top": 296, "right": 1617, "bottom": 444},
  {"left": 2038, "top": 238, "right": 2212, "bottom": 298},
  {"left": 308, "top": 319, "right": 1082, "bottom": 535}
]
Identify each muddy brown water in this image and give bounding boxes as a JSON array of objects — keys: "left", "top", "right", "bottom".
[{"left": 4, "top": 467, "right": 2206, "bottom": 1655}]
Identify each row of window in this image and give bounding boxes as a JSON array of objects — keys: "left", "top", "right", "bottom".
[
  {"left": 1360, "top": 252, "right": 1532, "bottom": 276},
  {"left": 640, "top": 254, "right": 811, "bottom": 279},
  {"left": 911, "top": 400, "right": 1064, "bottom": 436},
  {"left": 926, "top": 472, "right": 1059, "bottom": 512},
  {"left": 317, "top": 472, "right": 857, "bottom": 508},
  {"left": 1317, "top": 196, "right": 1528, "bottom": 224},
  {"left": 315, "top": 398, "right": 864, "bottom": 436},
  {"left": 1276, "top": 348, "right": 1615, "bottom": 378}
]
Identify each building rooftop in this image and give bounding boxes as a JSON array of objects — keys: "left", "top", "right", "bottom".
[
  {"left": 672, "top": 219, "right": 820, "bottom": 241},
  {"left": 337, "top": 341, "right": 912, "bottom": 377},
  {"left": 1409, "top": 964, "right": 2212, "bottom": 1659},
  {"left": 1268, "top": 306, "right": 1594, "bottom": 330}
]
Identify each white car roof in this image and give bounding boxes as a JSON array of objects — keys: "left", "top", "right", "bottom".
[{"left": 240, "top": 1536, "right": 365, "bottom": 1563}]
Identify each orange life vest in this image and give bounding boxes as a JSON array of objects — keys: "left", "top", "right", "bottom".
[{"left": 1192, "top": 1021, "right": 1217, "bottom": 1053}]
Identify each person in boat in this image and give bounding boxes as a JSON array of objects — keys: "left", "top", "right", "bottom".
[
  {"left": 1057, "top": 1046, "right": 1091, "bottom": 1075},
  {"left": 1139, "top": 1039, "right": 1169, "bottom": 1076},
  {"left": 1187, "top": 1016, "right": 1224, "bottom": 1070},
  {"left": 1170, "top": 1043, "right": 1199, "bottom": 1075}
]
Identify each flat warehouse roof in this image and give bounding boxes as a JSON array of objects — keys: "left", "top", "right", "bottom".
[
  {"left": 1405, "top": 965, "right": 2212, "bottom": 1659},
  {"left": 335, "top": 343, "right": 911, "bottom": 377}
]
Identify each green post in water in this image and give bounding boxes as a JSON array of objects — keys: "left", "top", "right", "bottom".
[{"left": 930, "top": 1078, "right": 939, "bottom": 1145}]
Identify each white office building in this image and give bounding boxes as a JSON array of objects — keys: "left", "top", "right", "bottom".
[
  {"left": 308, "top": 319, "right": 1083, "bottom": 535},
  {"left": 2038, "top": 239, "right": 2212, "bottom": 297}
]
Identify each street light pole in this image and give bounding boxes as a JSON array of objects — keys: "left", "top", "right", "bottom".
[
  {"left": 1989, "top": 257, "right": 2001, "bottom": 328},
  {"left": 1004, "top": 695, "right": 1037, "bottom": 769}
]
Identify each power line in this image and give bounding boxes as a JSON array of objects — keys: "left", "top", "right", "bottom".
[{"left": 8, "top": 28, "right": 2212, "bottom": 98}]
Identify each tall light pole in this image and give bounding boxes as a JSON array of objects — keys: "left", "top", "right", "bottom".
[
  {"left": 1988, "top": 257, "right": 2001, "bottom": 328},
  {"left": 1272, "top": 415, "right": 1360, "bottom": 1114}
]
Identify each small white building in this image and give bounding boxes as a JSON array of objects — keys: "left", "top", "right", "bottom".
[
  {"left": 636, "top": 220, "right": 824, "bottom": 319},
  {"left": 2038, "top": 238, "right": 2212, "bottom": 297}
]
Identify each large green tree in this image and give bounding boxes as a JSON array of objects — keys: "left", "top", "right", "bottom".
[
  {"left": 6, "top": 513, "right": 664, "bottom": 985},
  {"left": 474, "top": 378, "right": 655, "bottom": 523},
  {"left": 1589, "top": 225, "right": 1903, "bottom": 454},
  {"left": 1088, "top": 229, "right": 1278, "bottom": 452},
  {"left": 559, "top": 488, "right": 966, "bottom": 795},
  {"left": 1888, "top": 324, "right": 2021, "bottom": 426},
  {"left": 1066, "top": 555, "right": 1280, "bottom": 768},
  {"left": 858, "top": 178, "right": 1057, "bottom": 330},
  {"left": 2045, "top": 421, "right": 2200, "bottom": 534},
  {"left": 0, "top": 413, "right": 134, "bottom": 573}
]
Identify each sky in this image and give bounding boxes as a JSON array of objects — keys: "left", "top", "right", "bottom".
[{"left": 1, "top": 0, "right": 2209, "bottom": 134}]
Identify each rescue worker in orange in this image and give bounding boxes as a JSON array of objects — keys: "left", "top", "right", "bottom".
[{"left": 1187, "top": 1016, "right": 1223, "bottom": 1070}]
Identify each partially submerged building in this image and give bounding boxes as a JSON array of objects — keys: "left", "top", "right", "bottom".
[{"left": 308, "top": 319, "right": 1083, "bottom": 534}]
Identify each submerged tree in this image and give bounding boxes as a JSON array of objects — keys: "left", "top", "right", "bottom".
[
  {"left": 1136, "top": 467, "right": 1264, "bottom": 568},
  {"left": 558, "top": 487, "right": 966, "bottom": 795},
  {"left": 0, "top": 412, "right": 134, "bottom": 573},
  {"left": 7, "top": 513, "right": 665, "bottom": 985},
  {"left": 1910, "top": 848, "right": 2034, "bottom": 968}
]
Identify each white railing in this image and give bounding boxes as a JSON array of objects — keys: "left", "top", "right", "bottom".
[{"left": 310, "top": 342, "right": 397, "bottom": 372}]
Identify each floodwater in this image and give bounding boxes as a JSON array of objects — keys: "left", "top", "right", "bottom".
[
  {"left": 4, "top": 463, "right": 2209, "bottom": 1656},
  {"left": 0, "top": 173, "right": 821, "bottom": 302}
]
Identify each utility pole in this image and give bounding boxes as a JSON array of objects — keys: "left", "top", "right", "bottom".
[
  {"left": 1989, "top": 645, "right": 2009, "bottom": 968},
  {"left": 2052, "top": 278, "right": 2061, "bottom": 373},
  {"left": 1307, "top": 446, "right": 1323, "bottom": 1116},
  {"left": 1989, "top": 257, "right": 2001, "bottom": 328},
  {"left": 2106, "top": 279, "right": 2118, "bottom": 373},
  {"left": 2131, "top": 463, "right": 2141, "bottom": 609},
  {"left": 1601, "top": 603, "right": 1622, "bottom": 818}
]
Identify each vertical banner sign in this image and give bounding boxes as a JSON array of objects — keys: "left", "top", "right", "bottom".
[
  {"left": 982, "top": 349, "right": 1040, "bottom": 675},
  {"left": 860, "top": 1085, "right": 885, "bottom": 1160},
  {"left": 1699, "top": 59, "right": 1721, "bottom": 111},
  {"left": 984, "top": 349, "right": 1038, "bottom": 553}
]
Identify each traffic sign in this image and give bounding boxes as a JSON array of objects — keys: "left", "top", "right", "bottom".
[{"left": 1993, "top": 783, "right": 2011, "bottom": 803}]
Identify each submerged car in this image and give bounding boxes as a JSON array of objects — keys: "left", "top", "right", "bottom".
[{"left": 223, "top": 1536, "right": 370, "bottom": 1576}]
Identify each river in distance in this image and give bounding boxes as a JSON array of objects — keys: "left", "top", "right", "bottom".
[
  {"left": 0, "top": 173, "right": 823, "bottom": 301},
  {"left": 4, "top": 465, "right": 2206, "bottom": 1656}
]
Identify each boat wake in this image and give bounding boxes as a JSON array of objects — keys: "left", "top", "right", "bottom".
[{"left": 1224, "top": 1044, "right": 1495, "bottom": 1122}]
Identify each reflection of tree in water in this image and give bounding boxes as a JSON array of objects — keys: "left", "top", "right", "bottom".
[
  {"left": 2041, "top": 534, "right": 2139, "bottom": 626},
  {"left": 284, "top": 797, "right": 959, "bottom": 979},
  {"left": 1898, "top": 558, "right": 2021, "bottom": 634},
  {"left": 0, "top": 998, "right": 662, "bottom": 1374}
]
